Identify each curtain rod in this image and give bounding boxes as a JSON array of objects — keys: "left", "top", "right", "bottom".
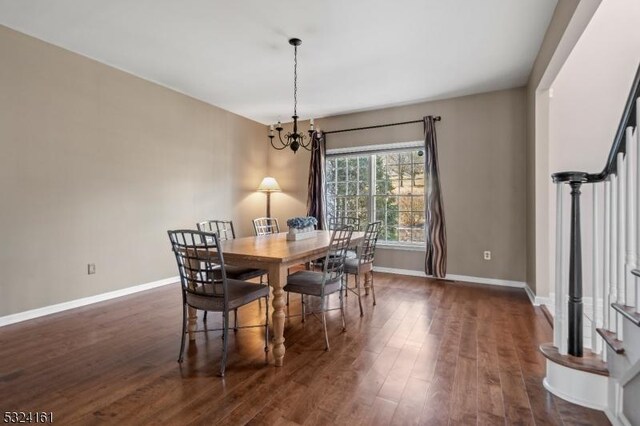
[{"left": 323, "top": 116, "right": 441, "bottom": 135}]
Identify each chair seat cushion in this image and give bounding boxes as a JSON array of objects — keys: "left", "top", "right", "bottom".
[
  {"left": 225, "top": 265, "right": 267, "bottom": 281},
  {"left": 186, "top": 280, "right": 269, "bottom": 311},
  {"left": 315, "top": 249, "right": 357, "bottom": 266},
  {"left": 284, "top": 270, "right": 342, "bottom": 297},
  {"left": 344, "top": 258, "right": 373, "bottom": 275}
]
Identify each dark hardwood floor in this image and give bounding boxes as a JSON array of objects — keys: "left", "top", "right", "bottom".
[{"left": 0, "top": 273, "right": 610, "bottom": 425}]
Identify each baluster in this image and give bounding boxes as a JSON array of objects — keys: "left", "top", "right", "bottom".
[
  {"left": 603, "top": 180, "right": 611, "bottom": 362},
  {"left": 554, "top": 182, "right": 567, "bottom": 354},
  {"left": 610, "top": 174, "right": 618, "bottom": 332},
  {"left": 568, "top": 180, "right": 585, "bottom": 357},
  {"left": 637, "top": 99, "right": 640, "bottom": 313},
  {"left": 592, "top": 183, "right": 601, "bottom": 354},
  {"left": 627, "top": 126, "right": 637, "bottom": 311},
  {"left": 603, "top": 180, "right": 611, "bottom": 332},
  {"left": 617, "top": 153, "right": 626, "bottom": 340}
]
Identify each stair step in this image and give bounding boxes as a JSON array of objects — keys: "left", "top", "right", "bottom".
[
  {"left": 612, "top": 303, "right": 640, "bottom": 326},
  {"left": 539, "top": 342, "right": 609, "bottom": 376},
  {"left": 596, "top": 328, "right": 625, "bottom": 354}
]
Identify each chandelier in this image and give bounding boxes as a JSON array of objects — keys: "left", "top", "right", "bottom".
[{"left": 268, "top": 38, "right": 315, "bottom": 153}]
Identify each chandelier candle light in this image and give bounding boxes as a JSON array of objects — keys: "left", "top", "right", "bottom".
[{"left": 268, "top": 38, "right": 315, "bottom": 154}]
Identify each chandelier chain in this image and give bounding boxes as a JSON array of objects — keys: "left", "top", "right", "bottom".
[{"left": 293, "top": 45, "right": 297, "bottom": 117}]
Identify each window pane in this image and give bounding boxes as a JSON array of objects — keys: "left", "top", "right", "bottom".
[
  {"left": 386, "top": 153, "right": 399, "bottom": 166},
  {"left": 337, "top": 158, "right": 346, "bottom": 181},
  {"left": 358, "top": 157, "right": 368, "bottom": 178},
  {"left": 326, "top": 159, "right": 336, "bottom": 182},
  {"left": 399, "top": 211, "right": 413, "bottom": 227},
  {"left": 389, "top": 180, "right": 401, "bottom": 195},
  {"left": 347, "top": 181, "right": 358, "bottom": 196},
  {"left": 346, "top": 198, "right": 357, "bottom": 211},
  {"left": 399, "top": 164, "right": 412, "bottom": 184},
  {"left": 398, "top": 196, "right": 412, "bottom": 212},
  {"left": 375, "top": 179, "right": 389, "bottom": 194},
  {"left": 412, "top": 196, "right": 424, "bottom": 211},
  {"left": 387, "top": 225, "right": 398, "bottom": 241},
  {"left": 412, "top": 228, "right": 425, "bottom": 243},
  {"left": 357, "top": 196, "right": 368, "bottom": 210},
  {"left": 347, "top": 158, "right": 358, "bottom": 180}
]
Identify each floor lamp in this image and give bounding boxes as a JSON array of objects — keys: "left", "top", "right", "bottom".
[{"left": 257, "top": 177, "right": 281, "bottom": 217}]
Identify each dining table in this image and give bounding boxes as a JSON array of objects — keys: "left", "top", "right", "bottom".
[{"left": 189, "top": 230, "right": 364, "bottom": 367}]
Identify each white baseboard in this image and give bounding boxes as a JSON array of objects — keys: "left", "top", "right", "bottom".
[
  {"left": 372, "top": 266, "right": 526, "bottom": 289},
  {"left": 536, "top": 296, "right": 553, "bottom": 307},
  {"left": 524, "top": 285, "right": 538, "bottom": 305},
  {"left": 0, "top": 276, "right": 179, "bottom": 327}
]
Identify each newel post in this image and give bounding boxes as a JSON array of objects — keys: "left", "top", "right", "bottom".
[
  {"left": 552, "top": 171, "right": 588, "bottom": 357},
  {"left": 568, "top": 180, "right": 584, "bottom": 356}
]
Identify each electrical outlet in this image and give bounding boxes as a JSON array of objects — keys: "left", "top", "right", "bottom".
[
  {"left": 88, "top": 263, "right": 96, "bottom": 275},
  {"left": 483, "top": 251, "right": 491, "bottom": 261}
]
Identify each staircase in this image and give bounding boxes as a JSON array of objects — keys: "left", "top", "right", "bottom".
[{"left": 541, "top": 64, "right": 640, "bottom": 425}]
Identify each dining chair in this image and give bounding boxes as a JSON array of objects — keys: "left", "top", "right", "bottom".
[
  {"left": 253, "top": 217, "right": 280, "bottom": 236},
  {"left": 344, "top": 221, "right": 381, "bottom": 316},
  {"left": 284, "top": 225, "right": 354, "bottom": 351},
  {"left": 327, "top": 216, "right": 360, "bottom": 260},
  {"left": 197, "top": 220, "right": 269, "bottom": 321},
  {"left": 327, "top": 216, "right": 361, "bottom": 231},
  {"left": 168, "top": 229, "right": 269, "bottom": 377}
]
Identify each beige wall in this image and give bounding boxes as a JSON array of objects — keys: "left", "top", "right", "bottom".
[
  {"left": 269, "top": 88, "right": 527, "bottom": 282},
  {"left": 525, "top": 0, "right": 582, "bottom": 293},
  {"left": 0, "top": 25, "right": 267, "bottom": 316}
]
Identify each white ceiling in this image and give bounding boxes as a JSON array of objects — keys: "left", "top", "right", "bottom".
[{"left": 0, "top": 0, "right": 557, "bottom": 124}]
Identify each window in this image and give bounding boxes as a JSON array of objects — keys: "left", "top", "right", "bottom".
[{"left": 326, "top": 147, "right": 425, "bottom": 245}]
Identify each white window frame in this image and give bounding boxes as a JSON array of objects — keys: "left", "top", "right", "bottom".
[{"left": 326, "top": 141, "right": 426, "bottom": 250}]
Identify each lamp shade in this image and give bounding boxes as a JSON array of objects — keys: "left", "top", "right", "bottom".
[{"left": 257, "top": 177, "right": 281, "bottom": 192}]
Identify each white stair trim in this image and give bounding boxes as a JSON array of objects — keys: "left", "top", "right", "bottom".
[{"left": 544, "top": 359, "right": 608, "bottom": 410}]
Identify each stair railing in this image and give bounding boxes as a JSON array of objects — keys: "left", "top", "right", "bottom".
[{"left": 552, "top": 63, "right": 640, "bottom": 357}]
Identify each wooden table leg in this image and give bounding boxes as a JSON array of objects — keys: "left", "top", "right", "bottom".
[
  {"left": 269, "top": 264, "right": 288, "bottom": 366},
  {"left": 188, "top": 307, "right": 197, "bottom": 341}
]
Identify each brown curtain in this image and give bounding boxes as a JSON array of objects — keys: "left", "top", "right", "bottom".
[
  {"left": 423, "top": 116, "right": 447, "bottom": 277},
  {"left": 306, "top": 130, "right": 327, "bottom": 230}
]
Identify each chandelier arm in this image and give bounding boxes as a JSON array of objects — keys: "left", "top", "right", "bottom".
[
  {"left": 270, "top": 137, "right": 288, "bottom": 150},
  {"left": 269, "top": 130, "right": 289, "bottom": 150},
  {"left": 299, "top": 136, "right": 312, "bottom": 148},
  {"left": 278, "top": 131, "right": 290, "bottom": 147}
]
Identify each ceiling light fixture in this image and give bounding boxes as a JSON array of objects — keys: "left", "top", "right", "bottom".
[{"left": 268, "top": 38, "right": 314, "bottom": 154}]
